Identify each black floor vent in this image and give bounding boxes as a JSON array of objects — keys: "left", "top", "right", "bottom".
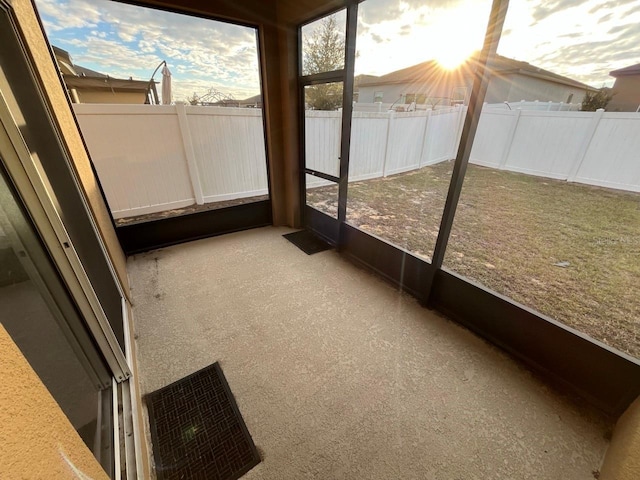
[{"left": 146, "top": 363, "right": 260, "bottom": 480}]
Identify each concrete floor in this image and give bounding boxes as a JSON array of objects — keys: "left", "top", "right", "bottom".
[{"left": 129, "top": 226, "right": 611, "bottom": 480}]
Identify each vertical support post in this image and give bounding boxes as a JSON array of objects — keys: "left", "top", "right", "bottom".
[
  {"left": 547, "top": 100, "right": 553, "bottom": 111},
  {"left": 425, "top": 0, "right": 510, "bottom": 302},
  {"left": 418, "top": 108, "right": 432, "bottom": 167},
  {"left": 498, "top": 107, "right": 522, "bottom": 169},
  {"left": 175, "top": 102, "right": 204, "bottom": 205},
  {"left": 567, "top": 108, "right": 604, "bottom": 182},
  {"left": 336, "top": 2, "right": 358, "bottom": 226},
  {"left": 382, "top": 111, "right": 395, "bottom": 177},
  {"left": 451, "top": 104, "right": 466, "bottom": 159}
]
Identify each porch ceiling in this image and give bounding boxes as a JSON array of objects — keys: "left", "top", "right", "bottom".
[{"left": 128, "top": 226, "right": 610, "bottom": 479}]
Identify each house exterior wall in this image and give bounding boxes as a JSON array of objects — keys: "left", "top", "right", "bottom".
[
  {"left": 484, "top": 75, "right": 513, "bottom": 103},
  {"left": 359, "top": 78, "right": 472, "bottom": 106},
  {"left": 496, "top": 73, "right": 587, "bottom": 103},
  {"left": 77, "top": 89, "right": 148, "bottom": 104},
  {"left": 600, "top": 396, "right": 640, "bottom": 480},
  {"left": 361, "top": 72, "right": 589, "bottom": 107},
  {"left": 358, "top": 83, "right": 405, "bottom": 104},
  {"left": 0, "top": 325, "right": 108, "bottom": 479},
  {"left": 608, "top": 76, "right": 640, "bottom": 112}
]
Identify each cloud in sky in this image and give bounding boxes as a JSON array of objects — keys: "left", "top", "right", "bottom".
[
  {"left": 36, "top": 0, "right": 640, "bottom": 101},
  {"left": 35, "top": 0, "right": 261, "bottom": 102},
  {"left": 497, "top": 0, "right": 640, "bottom": 86},
  {"left": 355, "top": 0, "right": 640, "bottom": 87}
]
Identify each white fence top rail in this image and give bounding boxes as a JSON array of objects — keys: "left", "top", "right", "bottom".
[
  {"left": 484, "top": 100, "right": 582, "bottom": 111},
  {"left": 73, "top": 103, "right": 263, "bottom": 117}
]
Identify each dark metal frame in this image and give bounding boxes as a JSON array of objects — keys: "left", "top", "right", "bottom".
[
  {"left": 116, "top": 200, "right": 272, "bottom": 255},
  {"left": 299, "top": 2, "right": 359, "bottom": 244},
  {"left": 297, "top": 0, "right": 640, "bottom": 417}
]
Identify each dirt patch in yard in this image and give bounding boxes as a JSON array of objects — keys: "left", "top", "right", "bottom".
[{"left": 307, "top": 163, "right": 640, "bottom": 358}]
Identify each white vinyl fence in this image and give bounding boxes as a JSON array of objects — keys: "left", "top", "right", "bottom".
[
  {"left": 470, "top": 108, "right": 640, "bottom": 192},
  {"left": 75, "top": 103, "right": 640, "bottom": 219},
  {"left": 73, "top": 103, "right": 269, "bottom": 219},
  {"left": 306, "top": 107, "right": 466, "bottom": 187},
  {"left": 484, "top": 100, "right": 582, "bottom": 111}
]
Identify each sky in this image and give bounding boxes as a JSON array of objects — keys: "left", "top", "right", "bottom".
[
  {"left": 36, "top": 0, "right": 640, "bottom": 103},
  {"left": 355, "top": 0, "right": 640, "bottom": 87},
  {"left": 34, "top": 0, "right": 261, "bottom": 102}
]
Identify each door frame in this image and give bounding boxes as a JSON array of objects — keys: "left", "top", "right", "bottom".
[
  {"left": 0, "top": 0, "right": 130, "bottom": 381},
  {"left": 298, "top": 2, "right": 358, "bottom": 245}
]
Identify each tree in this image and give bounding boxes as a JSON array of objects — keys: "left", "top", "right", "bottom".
[
  {"left": 580, "top": 89, "right": 613, "bottom": 111},
  {"left": 303, "top": 15, "right": 345, "bottom": 110}
]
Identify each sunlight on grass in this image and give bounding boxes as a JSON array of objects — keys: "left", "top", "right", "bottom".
[{"left": 307, "top": 163, "right": 640, "bottom": 358}]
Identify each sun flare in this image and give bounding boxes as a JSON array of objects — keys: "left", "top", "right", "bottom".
[
  {"left": 434, "top": 42, "right": 475, "bottom": 70},
  {"left": 431, "top": 8, "right": 482, "bottom": 70}
]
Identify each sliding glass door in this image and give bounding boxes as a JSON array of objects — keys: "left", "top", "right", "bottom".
[{"left": 0, "top": 162, "right": 116, "bottom": 475}]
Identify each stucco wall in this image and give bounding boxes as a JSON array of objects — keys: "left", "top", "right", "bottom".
[
  {"left": 12, "top": 0, "right": 130, "bottom": 295},
  {"left": 608, "top": 76, "right": 640, "bottom": 112},
  {"left": 358, "top": 81, "right": 470, "bottom": 106},
  {"left": 500, "top": 73, "right": 587, "bottom": 103},
  {"left": 360, "top": 72, "right": 588, "bottom": 107},
  {"left": 0, "top": 325, "right": 108, "bottom": 479},
  {"left": 600, "top": 396, "right": 640, "bottom": 479}
]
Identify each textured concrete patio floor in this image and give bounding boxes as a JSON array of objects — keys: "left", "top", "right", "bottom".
[{"left": 128, "top": 226, "right": 611, "bottom": 480}]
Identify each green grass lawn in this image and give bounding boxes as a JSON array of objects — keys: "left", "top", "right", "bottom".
[{"left": 307, "top": 162, "right": 640, "bottom": 358}]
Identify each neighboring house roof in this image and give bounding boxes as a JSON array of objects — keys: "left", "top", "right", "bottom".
[
  {"left": 52, "top": 45, "right": 153, "bottom": 96},
  {"left": 63, "top": 75, "right": 152, "bottom": 92},
  {"left": 240, "top": 94, "right": 262, "bottom": 105},
  {"left": 610, "top": 63, "right": 640, "bottom": 77},
  {"left": 359, "top": 54, "right": 596, "bottom": 91},
  {"left": 73, "top": 64, "right": 108, "bottom": 78},
  {"left": 51, "top": 45, "right": 77, "bottom": 76},
  {"left": 354, "top": 74, "right": 378, "bottom": 87}
]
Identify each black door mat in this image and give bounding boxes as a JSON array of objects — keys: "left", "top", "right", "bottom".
[
  {"left": 283, "top": 229, "right": 333, "bottom": 255},
  {"left": 146, "top": 363, "right": 260, "bottom": 480}
]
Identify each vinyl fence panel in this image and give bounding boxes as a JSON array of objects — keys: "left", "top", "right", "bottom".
[
  {"left": 74, "top": 104, "right": 640, "bottom": 220},
  {"left": 186, "top": 107, "right": 269, "bottom": 202},
  {"left": 573, "top": 112, "right": 640, "bottom": 192},
  {"left": 348, "top": 112, "right": 388, "bottom": 181},
  {"left": 73, "top": 104, "right": 195, "bottom": 219}
]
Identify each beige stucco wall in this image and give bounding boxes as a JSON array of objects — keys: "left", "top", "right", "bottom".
[
  {"left": 12, "top": 0, "right": 130, "bottom": 296},
  {"left": 499, "top": 73, "right": 587, "bottom": 104},
  {"left": 0, "top": 325, "right": 108, "bottom": 479},
  {"left": 600, "top": 396, "right": 640, "bottom": 479},
  {"left": 608, "top": 76, "right": 640, "bottom": 112},
  {"left": 77, "top": 90, "right": 148, "bottom": 105}
]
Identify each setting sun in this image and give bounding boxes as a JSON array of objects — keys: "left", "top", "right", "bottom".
[
  {"left": 355, "top": 0, "right": 490, "bottom": 77},
  {"left": 431, "top": 4, "right": 485, "bottom": 70},
  {"left": 434, "top": 43, "right": 476, "bottom": 70}
]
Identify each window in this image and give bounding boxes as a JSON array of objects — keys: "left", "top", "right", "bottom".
[
  {"left": 374, "top": 91, "right": 384, "bottom": 102},
  {"left": 451, "top": 86, "right": 468, "bottom": 105},
  {"left": 301, "top": 10, "right": 347, "bottom": 75},
  {"left": 404, "top": 93, "right": 416, "bottom": 104}
]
